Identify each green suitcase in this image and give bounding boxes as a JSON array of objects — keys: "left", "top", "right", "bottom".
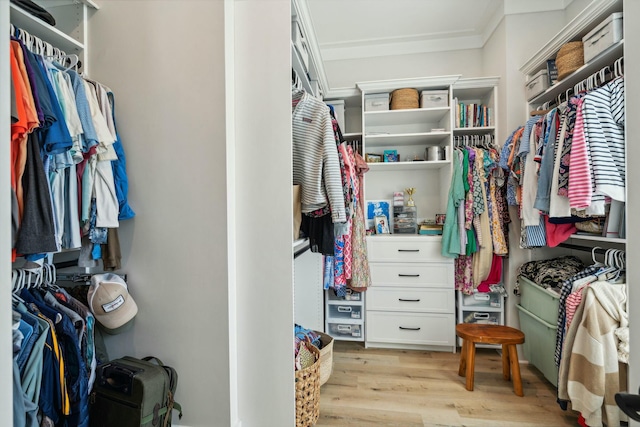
[{"left": 90, "top": 356, "right": 182, "bottom": 427}]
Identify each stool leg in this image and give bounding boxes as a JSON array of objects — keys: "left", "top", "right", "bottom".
[
  {"left": 508, "top": 344, "right": 523, "bottom": 396},
  {"left": 458, "top": 340, "right": 467, "bottom": 377},
  {"left": 502, "top": 344, "right": 510, "bottom": 381},
  {"left": 465, "top": 341, "right": 475, "bottom": 391}
]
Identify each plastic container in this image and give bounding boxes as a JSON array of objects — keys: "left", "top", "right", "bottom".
[
  {"left": 328, "top": 322, "right": 362, "bottom": 339},
  {"left": 328, "top": 304, "right": 362, "bottom": 320},
  {"left": 518, "top": 276, "right": 560, "bottom": 325},
  {"left": 460, "top": 291, "right": 502, "bottom": 308},
  {"left": 516, "top": 304, "right": 558, "bottom": 387}
]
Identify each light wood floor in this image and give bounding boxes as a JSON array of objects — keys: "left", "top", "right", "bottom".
[{"left": 317, "top": 341, "right": 579, "bottom": 427}]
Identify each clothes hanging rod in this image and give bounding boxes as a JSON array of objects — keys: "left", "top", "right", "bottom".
[{"left": 558, "top": 243, "right": 614, "bottom": 253}]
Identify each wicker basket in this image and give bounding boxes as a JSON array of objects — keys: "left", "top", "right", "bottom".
[
  {"left": 390, "top": 88, "right": 419, "bottom": 110},
  {"left": 295, "top": 343, "right": 320, "bottom": 427},
  {"left": 556, "top": 41, "right": 584, "bottom": 81},
  {"left": 316, "top": 331, "right": 334, "bottom": 386}
]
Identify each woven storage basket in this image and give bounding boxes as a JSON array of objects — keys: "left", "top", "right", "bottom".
[
  {"left": 390, "top": 88, "right": 419, "bottom": 110},
  {"left": 295, "top": 343, "right": 320, "bottom": 427},
  {"left": 556, "top": 41, "right": 584, "bottom": 80},
  {"left": 316, "top": 331, "right": 334, "bottom": 386}
]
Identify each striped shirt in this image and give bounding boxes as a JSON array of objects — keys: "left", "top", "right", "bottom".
[
  {"left": 582, "top": 77, "right": 625, "bottom": 205},
  {"left": 292, "top": 91, "right": 346, "bottom": 223}
]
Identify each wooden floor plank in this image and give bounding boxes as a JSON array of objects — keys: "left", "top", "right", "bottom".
[{"left": 316, "top": 341, "right": 579, "bottom": 427}]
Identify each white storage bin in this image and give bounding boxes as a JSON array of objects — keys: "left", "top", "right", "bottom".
[
  {"left": 582, "top": 12, "right": 623, "bottom": 63},
  {"left": 460, "top": 291, "right": 502, "bottom": 308},
  {"left": 328, "top": 322, "right": 362, "bottom": 338},
  {"left": 461, "top": 310, "right": 501, "bottom": 325},
  {"left": 327, "top": 288, "right": 361, "bottom": 301},
  {"left": 328, "top": 303, "right": 362, "bottom": 320},
  {"left": 525, "top": 69, "right": 549, "bottom": 100},
  {"left": 364, "top": 93, "right": 390, "bottom": 111},
  {"left": 326, "top": 100, "right": 345, "bottom": 132},
  {"left": 420, "top": 90, "right": 449, "bottom": 108}
]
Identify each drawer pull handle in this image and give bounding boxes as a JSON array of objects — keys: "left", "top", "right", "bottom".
[
  {"left": 398, "top": 274, "right": 420, "bottom": 277},
  {"left": 473, "top": 313, "right": 490, "bottom": 319},
  {"left": 337, "top": 306, "right": 352, "bottom": 313},
  {"left": 399, "top": 326, "right": 421, "bottom": 331},
  {"left": 398, "top": 249, "right": 419, "bottom": 252},
  {"left": 398, "top": 298, "right": 420, "bottom": 302}
]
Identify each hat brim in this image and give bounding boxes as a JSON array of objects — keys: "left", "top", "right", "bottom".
[{"left": 93, "top": 296, "right": 138, "bottom": 330}]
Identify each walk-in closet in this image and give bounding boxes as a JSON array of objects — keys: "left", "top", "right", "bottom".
[{"left": 3, "top": 1, "right": 640, "bottom": 426}]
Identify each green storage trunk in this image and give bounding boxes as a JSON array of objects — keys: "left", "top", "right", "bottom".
[
  {"left": 90, "top": 356, "right": 180, "bottom": 427},
  {"left": 516, "top": 304, "right": 558, "bottom": 387},
  {"left": 518, "top": 275, "right": 560, "bottom": 325}
]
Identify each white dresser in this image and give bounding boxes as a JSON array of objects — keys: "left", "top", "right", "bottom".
[{"left": 365, "top": 235, "right": 456, "bottom": 351}]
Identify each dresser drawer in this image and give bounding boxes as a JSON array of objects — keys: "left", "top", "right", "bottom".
[
  {"left": 366, "top": 311, "right": 455, "bottom": 346},
  {"left": 367, "top": 237, "right": 446, "bottom": 263},
  {"left": 370, "top": 263, "right": 452, "bottom": 287},
  {"left": 367, "top": 287, "right": 453, "bottom": 313}
]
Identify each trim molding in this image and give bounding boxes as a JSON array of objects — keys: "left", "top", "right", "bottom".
[
  {"left": 519, "top": 0, "right": 622, "bottom": 74},
  {"left": 357, "top": 75, "right": 461, "bottom": 93}
]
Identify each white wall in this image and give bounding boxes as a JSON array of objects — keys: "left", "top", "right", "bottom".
[
  {"left": 323, "top": 49, "right": 484, "bottom": 89},
  {"left": 0, "top": 1, "right": 13, "bottom": 425},
  {"left": 625, "top": 0, "right": 640, "bottom": 424},
  {"left": 232, "top": 1, "right": 295, "bottom": 426},
  {"left": 88, "top": 2, "right": 231, "bottom": 425},
  {"left": 565, "top": 0, "right": 594, "bottom": 22}
]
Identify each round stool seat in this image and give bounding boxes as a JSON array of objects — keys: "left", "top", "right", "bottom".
[
  {"left": 455, "top": 323, "right": 525, "bottom": 396},
  {"left": 456, "top": 323, "right": 525, "bottom": 345}
]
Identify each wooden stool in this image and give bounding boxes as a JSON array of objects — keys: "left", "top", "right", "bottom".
[{"left": 456, "top": 323, "right": 525, "bottom": 396}]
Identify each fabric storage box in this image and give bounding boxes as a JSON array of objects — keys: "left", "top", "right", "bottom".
[
  {"left": 461, "top": 310, "right": 501, "bottom": 325},
  {"left": 328, "top": 322, "right": 362, "bottom": 339},
  {"left": 518, "top": 276, "right": 560, "bottom": 325},
  {"left": 420, "top": 90, "right": 449, "bottom": 108},
  {"left": 516, "top": 304, "right": 558, "bottom": 387},
  {"left": 461, "top": 291, "right": 502, "bottom": 308},
  {"left": 326, "top": 99, "right": 345, "bottom": 132},
  {"left": 328, "top": 303, "right": 362, "bottom": 320},
  {"left": 582, "top": 12, "right": 623, "bottom": 63},
  {"left": 364, "top": 93, "right": 390, "bottom": 111},
  {"left": 525, "top": 69, "right": 549, "bottom": 100}
]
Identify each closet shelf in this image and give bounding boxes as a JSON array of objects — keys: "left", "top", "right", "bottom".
[
  {"left": 364, "top": 107, "right": 449, "bottom": 127},
  {"left": 568, "top": 234, "right": 626, "bottom": 245},
  {"left": 367, "top": 160, "right": 450, "bottom": 171},
  {"left": 10, "top": 3, "right": 84, "bottom": 54},
  {"left": 365, "top": 132, "right": 450, "bottom": 147},
  {"left": 453, "top": 126, "right": 495, "bottom": 135},
  {"left": 528, "top": 40, "right": 624, "bottom": 105}
]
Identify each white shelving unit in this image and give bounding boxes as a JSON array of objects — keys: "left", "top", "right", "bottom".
[
  {"left": 325, "top": 289, "right": 365, "bottom": 342},
  {"left": 520, "top": 0, "right": 625, "bottom": 247},
  {"left": 516, "top": 0, "right": 627, "bottom": 388}
]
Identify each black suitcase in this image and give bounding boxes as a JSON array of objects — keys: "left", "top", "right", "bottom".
[{"left": 90, "top": 356, "right": 182, "bottom": 427}]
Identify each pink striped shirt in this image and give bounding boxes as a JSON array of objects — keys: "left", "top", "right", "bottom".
[{"left": 568, "top": 99, "right": 592, "bottom": 209}]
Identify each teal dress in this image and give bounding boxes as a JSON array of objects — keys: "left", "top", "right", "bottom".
[{"left": 442, "top": 150, "right": 465, "bottom": 258}]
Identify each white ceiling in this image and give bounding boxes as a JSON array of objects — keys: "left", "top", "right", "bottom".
[{"left": 303, "top": 0, "right": 576, "bottom": 61}]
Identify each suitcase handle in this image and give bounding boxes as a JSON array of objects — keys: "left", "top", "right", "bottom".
[
  {"left": 142, "top": 356, "right": 165, "bottom": 366},
  {"left": 99, "top": 363, "right": 143, "bottom": 395}
]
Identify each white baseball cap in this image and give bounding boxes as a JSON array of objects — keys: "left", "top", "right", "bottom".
[{"left": 88, "top": 273, "right": 138, "bottom": 333}]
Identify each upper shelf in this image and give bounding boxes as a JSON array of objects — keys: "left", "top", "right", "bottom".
[
  {"left": 10, "top": 3, "right": 84, "bottom": 53},
  {"left": 527, "top": 39, "right": 623, "bottom": 105},
  {"left": 364, "top": 107, "right": 449, "bottom": 127}
]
